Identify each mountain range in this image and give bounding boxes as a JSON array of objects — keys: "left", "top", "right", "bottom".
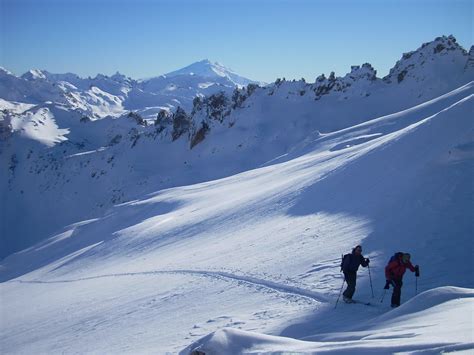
[{"left": 0, "top": 59, "right": 261, "bottom": 121}]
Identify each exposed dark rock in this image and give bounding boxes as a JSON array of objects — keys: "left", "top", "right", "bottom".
[
  {"left": 434, "top": 43, "right": 446, "bottom": 54},
  {"left": 232, "top": 88, "right": 247, "bottom": 109},
  {"left": 205, "top": 92, "right": 230, "bottom": 122},
  {"left": 192, "top": 96, "right": 203, "bottom": 114},
  {"left": 190, "top": 121, "right": 209, "bottom": 149},
  {"left": 398, "top": 69, "right": 408, "bottom": 83},
  {"left": 315, "top": 74, "right": 326, "bottom": 83},
  {"left": 172, "top": 107, "right": 191, "bottom": 141},
  {"left": 108, "top": 134, "right": 122, "bottom": 146},
  {"left": 246, "top": 83, "right": 259, "bottom": 96},
  {"left": 128, "top": 111, "right": 147, "bottom": 126},
  {"left": 155, "top": 109, "right": 171, "bottom": 127}
]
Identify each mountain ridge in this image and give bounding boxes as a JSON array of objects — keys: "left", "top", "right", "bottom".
[{"left": 0, "top": 59, "right": 261, "bottom": 120}]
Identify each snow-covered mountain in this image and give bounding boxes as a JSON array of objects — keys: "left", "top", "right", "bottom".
[
  {"left": 163, "top": 59, "right": 261, "bottom": 87},
  {"left": 0, "top": 35, "right": 473, "bottom": 353},
  {"left": 0, "top": 59, "right": 261, "bottom": 121}
]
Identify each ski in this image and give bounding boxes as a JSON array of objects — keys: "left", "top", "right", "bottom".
[
  {"left": 351, "top": 300, "right": 372, "bottom": 306},
  {"left": 342, "top": 297, "right": 372, "bottom": 306}
]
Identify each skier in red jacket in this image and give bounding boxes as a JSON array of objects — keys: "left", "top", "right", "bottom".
[{"left": 385, "top": 252, "right": 419, "bottom": 307}]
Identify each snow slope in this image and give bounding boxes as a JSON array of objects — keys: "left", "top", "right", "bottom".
[
  {"left": 1, "top": 79, "right": 473, "bottom": 353},
  {"left": 1, "top": 36, "right": 472, "bottom": 261}
]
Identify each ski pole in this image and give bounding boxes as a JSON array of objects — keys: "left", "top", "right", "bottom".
[
  {"left": 380, "top": 289, "right": 387, "bottom": 303},
  {"left": 335, "top": 277, "right": 345, "bottom": 309},
  {"left": 415, "top": 265, "right": 420, "bottom": 295},
  {"left": 368, "top": 264, "right": 374, "bottom": 298}
]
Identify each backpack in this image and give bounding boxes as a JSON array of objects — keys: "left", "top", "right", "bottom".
[
  {"left": 387, "top": 252, "right": 404, "bottom": 265},
  {"left": 340, "top": 253, "right": 351, "bottom": 271}
]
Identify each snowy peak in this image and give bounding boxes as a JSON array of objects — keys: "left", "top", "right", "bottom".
[
  {"left": 398, "top": 34, "right": 468, "bottom": 66},
  {"left": 164, "top": 59, "right": 260, "bottom": 87},
  {"left": 166, "top": 59, "right": 232, "bottom": 78},
  {"left": 0, "top": 66, "right": 15, "bottom": 77},
  {"left": 427, "top": 34, "right": 466, "bottom": 54},
  {"left": 21, "top": 69, "right": 48, "bottom": 81},
  {"left": 385, "top": 35, "right": 471, "bottom": 84}
]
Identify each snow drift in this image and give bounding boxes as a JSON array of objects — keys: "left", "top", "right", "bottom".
[{"left": 182, "top": 287, "right": 474, "bottom": 354}]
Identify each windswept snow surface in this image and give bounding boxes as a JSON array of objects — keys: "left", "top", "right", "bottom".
[
  {"left": 181, "top": 287, "right": 474, "bottom": 354},
  {"left": 1, "top": 81, "right": 473, "bottom": 353}
]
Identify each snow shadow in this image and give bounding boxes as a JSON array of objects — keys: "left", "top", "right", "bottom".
[{"left": 0, "top": 199, "right": 181, "bottom": 282}]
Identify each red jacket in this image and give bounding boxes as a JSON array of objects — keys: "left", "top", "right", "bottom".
[{"left": 385, "top": 259, "right": 416, "bottom": 280}]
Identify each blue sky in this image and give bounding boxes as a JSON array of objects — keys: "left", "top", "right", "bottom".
[{"left": 0, "top": 0, "right": 472, "bottom": 82}]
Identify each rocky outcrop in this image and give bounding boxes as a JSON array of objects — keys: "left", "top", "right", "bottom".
[{"left": 384, "top": 35, "right": 470, "bottom": 84}]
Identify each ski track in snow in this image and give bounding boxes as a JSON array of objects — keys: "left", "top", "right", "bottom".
[{"left": 11, "top": 269, "right": 329, "bottom": 304}]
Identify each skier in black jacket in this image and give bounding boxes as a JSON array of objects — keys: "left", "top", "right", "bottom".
[{"left": 341, "top": 245, "right": 369, "bottom": 303}]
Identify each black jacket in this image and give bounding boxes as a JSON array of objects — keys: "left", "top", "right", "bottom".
[{"left": 342, "top": 252, "right": 368, "bottom": 273}]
